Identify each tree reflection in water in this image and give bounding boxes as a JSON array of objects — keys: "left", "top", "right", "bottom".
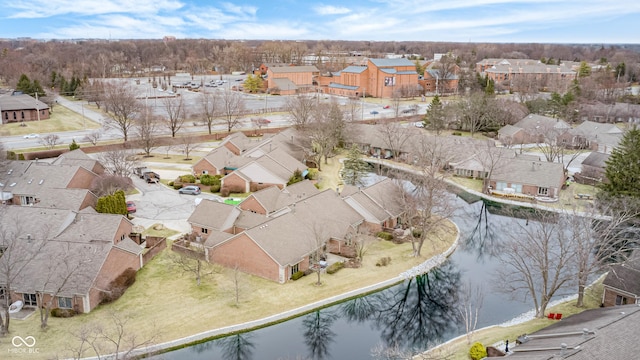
[
  {"left": 301, "top": 309, "right": 338, "bottom": 360},
  {"left": 216, "top": 333, "right": 255, "bottom": 360},
  {"left": 341, "top": 261, "right": 462, "bottom": 355}
]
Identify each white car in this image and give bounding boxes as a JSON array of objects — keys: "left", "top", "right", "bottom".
[
  {"left": 414, "top": 122, "right": 425, "bottom": 128},
  {"left": 23, "top": 133, "right": 39, "bottom": 139}
]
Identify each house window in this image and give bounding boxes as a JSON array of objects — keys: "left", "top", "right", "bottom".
[
  {"left": 615, "top": 295, "right": 628, "bottom": 306},
  {"left": 120, "top": 234, "right": 126, "bottom": 242},
  {"left": 496, "top": 182, "right": 507, "bottom": 191},
  {"left": 23, "top": 293, "right": 37, "bottom": 306},
  {"left": 201, "top": 228, "right": 209, "bottom": 234},
  {"left": 13, "top": 112, "right": 16, "bottom": 120},
  {"left": 21, "top": 196, "right": 35, "bottom": 205},
  {"left": 21, "top": 111, "right": 24, "bottom": 119},
  {"left": 0, "top": 286, "right": 5, "bottom": 300},
  {"left": 58, "top": 297, "right": 73, "bottom": 309},
  {"left": 291, "top": 263, "right": 299, "bottom": 277},
  {"left": 537, "top": 187, "right": 549, "bottom": 196}
]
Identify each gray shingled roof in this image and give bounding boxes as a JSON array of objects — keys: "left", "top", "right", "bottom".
[
  {"left": 506, "top": 305, "right": 640, "bottom": 360},
  {"left": 188, "top": 199, "right": 240, "bottom": 231},
  {"left": 0, "top": 93, "right": 49, "bottom": 111},
  {"left": 581, "top": 151, "right": 610, "bottom": 168},
  {"left": 491, "top": 158, "right": 565, "bottom": 190},
  {"left": 514, "top": 114, "right": 571, "bottom": 132}
]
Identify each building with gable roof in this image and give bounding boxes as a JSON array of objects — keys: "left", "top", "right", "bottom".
[
  {"left": 0, "top": 207, "right": 143, "bottom": 314},
  {"left": 266, "top": 65, "right": 320, "bottom": 95},
  {"left": 476, "top": 58, "right": 576, "bottom": 92},
  {"left": 0, "top": 93, "right": 50, "bottom": 123}
]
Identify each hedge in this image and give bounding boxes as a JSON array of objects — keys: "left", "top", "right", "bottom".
[
  {"left": 326, "top": 261, "right": 344, "bottom": 274},
  {"left": 376, "top": 231, "right": 394, "bottom": 241}
]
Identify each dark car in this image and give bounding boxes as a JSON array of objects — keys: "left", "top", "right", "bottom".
[
  {"left": 179, "top": 185, "right": 201, "bottom": 195},
  {"left": 126, "top": 201, "right": 136, "bottom": 213}
]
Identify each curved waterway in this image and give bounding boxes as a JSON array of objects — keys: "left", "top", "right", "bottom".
[{"left": 150, "top": 190, "right": 557, "bottom": 360}]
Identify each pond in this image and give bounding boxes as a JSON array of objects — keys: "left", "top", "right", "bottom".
[{"left": 151, "top": 193, "right": 552, "bottom": 360}]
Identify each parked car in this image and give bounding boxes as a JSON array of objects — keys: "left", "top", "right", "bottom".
[
  {"left": 414, "top": 121, "right": 425, "bottom": 128},
  {"left": 252, "top": 117, "right": 271, "bottom": 125},
  {"left": 179, "top": 185, "right": 201, "bottom": 195},
  {"left": 23, "top": 133, "right": 39, "bottom": 139},
  {"left": 383, "top": 105, "right": 390, "bottom": 109},
  {"left": 370, "top": 110, "right": 379, "bottom": 115},
  {"left": 126, "top": 201, "right": 136, "bottom": 213}
]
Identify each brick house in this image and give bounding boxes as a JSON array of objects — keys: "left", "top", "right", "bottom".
[
  {"left": 579, "top": 151, "right": 609, "bottom": 182},
  {"left": 602, "top": 251, "right": 640, "bottom": 307},
  {"left": 0, "top": 160, "right": 100, "bottom": 208},
  {"left": 489, "top": 158, "right": 565, "bottom": 200},
  {"left": 341, "top": 178, "right": 405, "bottom": 233},
  {"left": 220, "top": 148, "right": 307, "bottom": 193},
  {"left": 498, "top": 114, "right": 571, "bottom": 146},
  {"left": 561, "top": 120, "right": 623, "bottom": 154},
  {"left": 0, "top": 207, "right": 143, "bottom": 314},
  {"left": 192, "top": 146, "right": 251, "bottom": 176},
  {"left": 476, "top": 58, "right": 576, "bottom": 92},
  {"left": 184, "top": 185, "right": 364, "bottom": 283},
  {"left": 0, "top": 93, "right": 50, "bottom": 123}
]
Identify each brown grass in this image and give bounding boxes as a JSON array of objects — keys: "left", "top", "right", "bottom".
[
  {"left": 0, "top": 103, "right": 100, "bottom": 137},
  {"left": 7, "top": 225, "right": 456, "bottom": 360}
]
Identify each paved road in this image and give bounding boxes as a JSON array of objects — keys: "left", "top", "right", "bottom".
[{"left": 127, "top": 174, "right": 223, "bottom": 237}]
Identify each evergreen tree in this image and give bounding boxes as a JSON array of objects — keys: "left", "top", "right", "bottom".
[
  {"left": 424, "top": 95, "right": 446, "bottom": 134},
  {"left": 600, "top": 127, "right": 640, "bottom": 199},
  {"left": 243, "top": 74, "right": 263, "bottom": 93},
  {"left": 69, "top": 139, "right": 80, "bottom": 151},
  {"left": 16, "top": 74, "right": 32, "bottom": 94},
  {"left": 342, "top": 145, "right": 370, "bottom": 187}
]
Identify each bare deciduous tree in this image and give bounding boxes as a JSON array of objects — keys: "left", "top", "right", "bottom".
[
  {"left": 90, "top": 175, "right": 134, "bottom": 197},
  {"left": 495, "top": 209, "right": 576, "bottom": 318},
  {"left": 162, "top": 95, "right": 187, "bottom": 137},
  {"left": 135, "top": 104, "right": 161, "bottom": 157},
  {"left": 286, "top": 94, "right": 317, "bottom": 129},
  {"left": 178, "top": 135, "right": 201, "bottom": 161},
  {"left": 170, "top": 242, "right": 217, "bottom": 286},
  {"left": 39, "top": 133, "right": 61, "bottom": 149},
  {"left": 98, "top": 149, "right": 139, "bottom": 177},
  {"left": 83, "top": 130, "right": 103, "bottom": 146},
  {"left": 377, "top": 122, "right": 415, "bottom": 160},
  {"left": 458, "top": 282, "right": 484, "bottom": 344},
  {"left": 102, "top": 82, "right": 140, "bottom": 142},
  {"left": 199, "top": 90, "right": 219, "bottom": 134},
  {"left": 219, "top": 89, "right": 246, "bottom": 133}
]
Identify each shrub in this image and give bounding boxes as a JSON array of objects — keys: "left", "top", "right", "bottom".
[
  {"left": 306, "top": 168, "right": 319, "bottom": 180},
  {"left": 179, "top": 174, "right": 196, "bottom": 183},
  {"left": 100, "top": 268, "right": 137, "bottom": 304},
  {"left": 452, "top": 131, "right": 462, "bottom": 136},
  {"left": 51, "top": 308, "right": 77, "bottom": 318},
  {"left": 469, "top": 342, "right": 487, "bottom": 360},
  {"left": 412, "top": 229, "right": 422, "bottom": 238},
  {"left": 290, "top": 271, "right": 305, "bottom": 280},
  {"left": 376, "top": 231, "right": 394, "bottom": 241},
  {"left": 326, "top": 261, "right": 344, "bottom": 274},
  {"left": 168, "top": 181, "right": 174, "bottom": 187},
  {"left": 375, "top": 257, "right": 392, "bottom": 267},
  {"left": 69, "top": 139, "right": 80, "bottom": 150},
  {"left": 210, "top": 184, "right": 221, "bottom": 193},
  {"left": 220, "top": 187, "right": 231, "bottom": 197},
  {"left": 173, "top": 183, "right": 183, "bottom": 190},
  {"left": 200, "top": 174, "right": 222, "bottom": 186}
]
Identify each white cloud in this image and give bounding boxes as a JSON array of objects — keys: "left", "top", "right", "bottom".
[
  {"left": 314, "top": 5, "right": 351, "bottom": 15},
  {"left": 5, "top": 0, "right": 185, "bottom": 18}
]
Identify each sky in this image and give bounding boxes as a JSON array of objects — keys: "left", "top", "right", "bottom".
[{"left": 1, "top": 0, "right": 639, "bottom": 44}]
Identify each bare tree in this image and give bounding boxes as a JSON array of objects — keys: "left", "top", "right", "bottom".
[
  {"left": 178, "top": 135, "right": 201, "bottom": 161},
  {"left": 495, "top": 209, "right": 576, "bottom": 318},
  {"left": 219, "top": 88, "right": 246, "bottom": 132},
  {"left": 36, "top": 242, "right": 93, "bottom": 329},
  {"left": 90, "top": 175, "right": 134, "bottom": 197},
  {"left": 102, "top": 82, "right": 140, "bottom": 142},
  {"left": 531, "top": 123, "right": 570, "bottom": 163},
  {"left": 0, "top": 209, "right": 48, "bottom": 335},
  {"left": 135, "top": 105, "right": 161, "bottom": 157},
  {"left": 301, "top": 101, "right": 345, "bottom": 170},
  {"left": 458, "top": 282, "right": 484, "bottom": 344},
  {"left": 162, "top": 95, "right": 187, "bottom": 137},
  {"left": 390, "top": 91, "right": 402, "bottom": 119},
  {"left": 286, "top": 94, "right": 317, "bottom": 129},
  {"left": 83, "top": 130, "right": 103, "bottom": 146},
  {"left": 39, "top": 133, "right": 61, "bottom": 149},
  {"left": 98, "top": 149, "right": 139, "bottom": 177},
  {"left": 377, "top": 122, "right": 415, "bottom": 160},
  {"left": 569, "top": 203, "right": 640, "bottom": 307},
  {"left": 343, "top": 96, "right": 362, "bottom": 122},
  {"left": 79, "top": 78, "right": 105, "bottom": 109},
  {"left": 66, "top": 310, "right": 159, "bottom": 360},
  {"left": 170, "top": 242, "right": 217, "bottom": 286},
  {"left": 199, "top": 90, "right": 219, "bottom": 134}
]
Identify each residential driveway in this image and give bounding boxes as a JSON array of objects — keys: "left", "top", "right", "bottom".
[{"left": 126, "top": 176, "right": 223, "bottom": 236}]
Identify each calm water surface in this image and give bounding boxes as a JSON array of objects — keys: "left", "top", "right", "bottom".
[{"left": 152, "top": 193, "right": 545, "bottom": 360}]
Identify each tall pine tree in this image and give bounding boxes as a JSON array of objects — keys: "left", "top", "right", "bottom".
[{"left": 600, "top": 127, "right": 640, "bottom": 198}]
